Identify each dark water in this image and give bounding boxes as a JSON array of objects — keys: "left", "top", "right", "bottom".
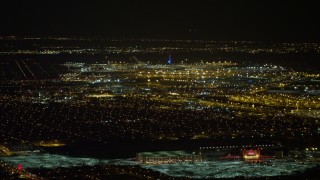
[
  {"left": 40, "top": 134, "right": 320, "bottom": 159},
  {"left": 41, "top": 137, "right": 278, "bottom": 159}
]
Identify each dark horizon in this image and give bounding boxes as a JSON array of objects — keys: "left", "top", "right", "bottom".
[{"left": 1, "top": 0, "right": 320, "bottom": 42}]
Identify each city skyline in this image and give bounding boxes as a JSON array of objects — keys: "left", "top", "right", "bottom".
[{"left": 1, "top": 1, "right": 319, "bottom": 179}]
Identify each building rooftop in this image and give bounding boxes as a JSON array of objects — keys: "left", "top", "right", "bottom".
[{"left": 138, "top": 151, "right": 194, "bottom": 157}]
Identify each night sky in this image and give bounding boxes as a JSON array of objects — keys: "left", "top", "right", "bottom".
[{"left": 1, "top": 0, "right": 319, "bottom": 41}]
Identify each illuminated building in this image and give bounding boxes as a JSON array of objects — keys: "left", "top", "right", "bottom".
[
  {"left": 167, "top": 53, "right": 172, "bottom": 65},
  {"left": 242, "top": 147, "right": 261, "bottom": 162},
  {"left": 136, "top": 151, "right": 201, "bottom": 164}
]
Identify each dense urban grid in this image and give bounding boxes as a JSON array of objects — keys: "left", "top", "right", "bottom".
[{"left": 0, "top": 37, "right": 319, "bottom": 179}]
